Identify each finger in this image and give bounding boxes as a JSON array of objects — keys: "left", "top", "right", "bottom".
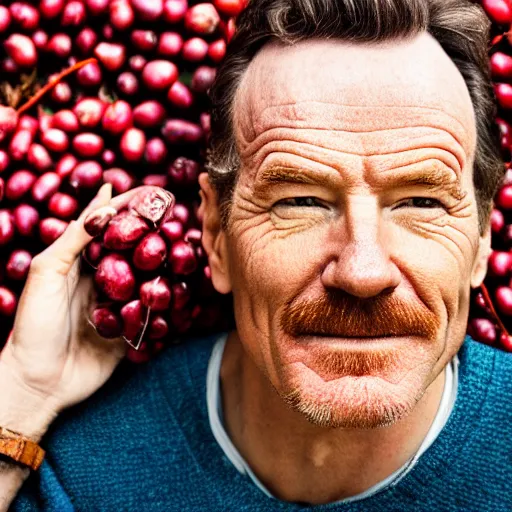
[
  {"left": 30, "top": 184, "right": 113, "bottom": 277},
  {"left": 108, "top": 186, "right": 147, "bottom": 211},
  {"left": 82, "top": 186, "right": 153, "bottom": 227}
]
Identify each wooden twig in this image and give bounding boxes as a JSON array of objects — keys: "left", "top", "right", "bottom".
[{"left": 16, "top": 58, "right": 98, "bottom": 116}]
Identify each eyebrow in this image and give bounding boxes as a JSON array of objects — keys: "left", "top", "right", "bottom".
[
  {"left": 384, "top": 165, "right": 465, "bottom": 200},
  {"left": 257, "top": 164, "right": 465, "bottom": 200},
  {"left": 257, "top": 166, "right": 329, "bottom": 186}
]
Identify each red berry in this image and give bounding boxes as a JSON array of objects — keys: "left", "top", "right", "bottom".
[
  {"left": 185, "top": 3, "right": 220, "bottom": 35},
  {"left": 213, "top": 0, "right": 246, "bottom": 17},
  {"left": 495, "top": 286, "right": 512, "bottom": 316},
  {"left": 496, "top": 185, "right": 512, "bottom": 210},
  {"left": 490, "top": 209, "right": 505, "bottom": 234},
  {"left": 0, "top": 287, "right": 17, "bottom": 316},
  {"left": 482, "top": 0, "right": 512, "bottom": 25},
  {"left": 500, "top": 332, "right": 512, "bottom": 351},
  {"left": 488, "top": 251, "right": 512, "bottom": 277},
  {"left": 495, "top": 83, "right": 512, "bottom": 109},
  {"left": 468, "top": 318, "right": 497, "bottom": 345}
]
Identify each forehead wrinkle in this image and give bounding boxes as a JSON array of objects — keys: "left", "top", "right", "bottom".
[
  {"left": 240, "top": 103, "right": 474, "bottom": 160},
  {"left": 249, "top": 102, "right": 471, "bottom": 155},
  {"left": 255, "top": 102, "right": 469, "bottom": 136},
  {"left": 237, "top": 109, "right": 471, "bottom": 181},
  {"left": 235, "top": 43, "right": 476, "bottom": 161},
  {"left": 244, "top": 125, "right": 466, "bottom": 159},
  {"left": 242, "top": 129, "right": 466, "bottom": 179},
  {"left": 367, "top": 148, "right": 463, "bottom": 180}
]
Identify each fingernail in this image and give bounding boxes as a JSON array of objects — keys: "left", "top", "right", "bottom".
[{"left": 84, "top": 206, "right": 117, "bottom": 237}]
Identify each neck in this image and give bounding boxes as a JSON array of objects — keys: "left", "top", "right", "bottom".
[{"left": 220, "top": 331, "right": 446, "bottom": 505}]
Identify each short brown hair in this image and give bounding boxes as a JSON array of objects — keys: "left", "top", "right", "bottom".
[{"left": 207, "top": 0, "right": 503, "bottom": 233}]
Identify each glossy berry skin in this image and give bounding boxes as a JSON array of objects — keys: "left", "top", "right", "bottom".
[
  {"left": 491, "top": 52, "right": 512, "bottom": 80},
  {"left": 468, "top": 318, "right": 497, "bottom": 345},
  {"left": 488, "top": 251, "right": 512, "bottom": 277},
  {"left": 496, "top": 185, "right": 512, "bottom": 210},
  {"left": 491, "top": 209, "right": 505, "bottom": 234},
  {"left": 482, "top": 0, "right": 512, "bottom": 26},
  {"left": 500, "top": 332, "right": 512, "bottom": 351},
  {"left": 0, "top": 287, "right": 17, "bottom": 316},
  {"left": 133, "top": 233, "right": 167, "bottom": 271},
  {"left": 496, "top": 286, "right": 512, "bottom": 316},
  {"left": 213, "top": 0, "right": 247, "bottom": 17}
]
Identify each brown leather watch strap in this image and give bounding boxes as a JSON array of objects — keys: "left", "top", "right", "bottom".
[{"left": 0, "top": 427, "right": 45, "bottom": 470}]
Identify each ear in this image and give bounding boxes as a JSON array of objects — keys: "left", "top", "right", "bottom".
[
  {"left": 470, "top": 220, "right": 491, "bottom": 289},
  {"left": 198, "top": 173, "right": 232, "bottom": 295}
]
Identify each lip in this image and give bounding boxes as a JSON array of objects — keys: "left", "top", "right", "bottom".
[
  {"left": 298, "top": 333, "right": 400, "bottom": 340},
  {"left": 296, "top": 334, "right": 408, "bottom": 347}
]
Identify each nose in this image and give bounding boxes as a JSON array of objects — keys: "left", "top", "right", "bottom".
[{"left": 321, "top": 197, "right": 401, "bottom": 299}]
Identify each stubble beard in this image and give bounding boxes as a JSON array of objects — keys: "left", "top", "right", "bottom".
[
  {"left": 282, "top": 381, "right": 424, "bottom": 429},
  {"left": 280, "top": 349, "right": 429, "bottom": 429}
]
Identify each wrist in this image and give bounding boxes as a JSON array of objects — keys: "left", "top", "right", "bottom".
[{"left": 0, "top": 360, "right": 58, "bottom": 442}]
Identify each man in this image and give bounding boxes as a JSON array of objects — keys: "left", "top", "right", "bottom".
[{"left": 1, "top": 0, "right": 510, "bottom": 510}]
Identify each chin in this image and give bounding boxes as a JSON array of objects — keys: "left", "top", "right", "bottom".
[{"left": 280, "top": 362, "right": 428, "bottom": 429}]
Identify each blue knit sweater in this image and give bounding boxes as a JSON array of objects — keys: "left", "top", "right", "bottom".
[{"left": 11, "top": 335, "right": 512, "bottom": 511}]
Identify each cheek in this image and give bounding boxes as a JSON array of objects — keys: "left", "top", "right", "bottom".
[
  {"left": 390, "top": 215, "right": 478, "bottom": 325},
  {"left": 226, "top": 220, "right": 331, "bottom": 364},
  {"left": 229, "top": 222, "right": 329, "bottom": 300}
]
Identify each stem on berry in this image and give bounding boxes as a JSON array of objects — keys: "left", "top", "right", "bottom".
[
  {"left": 481, "top": 282, "right": 510, "bottom": 336},
  {"left": 17, "top": 58, "right": 98, "bottom": 116}
]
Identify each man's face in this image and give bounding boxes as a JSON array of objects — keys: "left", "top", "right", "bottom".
[{"left": 204, "top": 34, "right": 490, "bottom": 428}]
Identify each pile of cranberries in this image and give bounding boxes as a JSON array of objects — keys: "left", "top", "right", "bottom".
[{"left": 0, "top": 0, "right": 242, "bottom": 361}]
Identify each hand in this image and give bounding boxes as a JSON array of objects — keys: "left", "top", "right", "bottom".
[{"left": 0, "top": 184, "right": 140, "bottom": 433}]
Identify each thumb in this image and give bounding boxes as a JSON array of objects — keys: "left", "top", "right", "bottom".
[{"left": 9, "top": 184, "right": 113, "bottom": 358}]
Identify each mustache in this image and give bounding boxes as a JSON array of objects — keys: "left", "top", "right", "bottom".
[{"left": 281, "top": 291, "right": 439, "bottom": 339}]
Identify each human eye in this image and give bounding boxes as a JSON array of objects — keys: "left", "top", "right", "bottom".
[
  {"left": 274, "top": 197, "right": 327, "bottom": 208},
  {"left": 394, "top": 197, "right": 445, "bottom": 210}
]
